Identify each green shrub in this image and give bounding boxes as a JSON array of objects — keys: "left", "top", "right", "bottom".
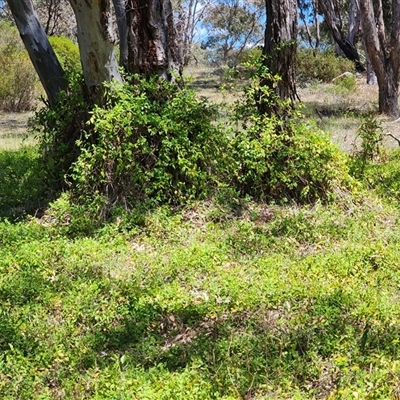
[
  {"left": 0, "top": 22, "right": 39, "bottom": 112},
  {"left": 229, "top": 58, "right": 355, "bottom": 203},
  {"left": 237, "top": 46, "right": 263, "bottom": 64},
  {"left": 297, "top": 48, "right": 355, "bottom": 84},
  {"left": 358, "top": 148, "right": 400, "bottom": 204},
  {"left": 32, "top": 70, "right": 89, "bottom": 193},
  {"left": 57, "top": 76, "right": 227, "bottom": 216},
  {"left": 230, "top": 117, "right": 354, "bottom": 203},
  {"left": 48, "top": 36, "right": 81, "bottom": 71},
  {"left": 0, "top": 147, "right": 47, "bottom": 219}
]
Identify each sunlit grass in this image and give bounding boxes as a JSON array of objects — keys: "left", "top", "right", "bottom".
[{"left": 2, "top": 68, "right": 400, "bottom": 398}]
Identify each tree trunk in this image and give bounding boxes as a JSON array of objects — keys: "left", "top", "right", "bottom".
[
  {"left": 318, "top": 0, "right": 365, "bottom": 72},
  {"left": 313, "top": 0, "right": 320, "bottom": 49},
  {"left": 69, "top": 0, "right": 122, "bottom": 102},
  {"left": 113, "top": 0, "right": 129, "bottom": 68},
  {"left": 348, "top": 0, "right": 360, "bottom": 44},
  {"left": 125, "top": 0, "right": 183, "bottom": 80},
  {"left": 360, "top": 0, "right": 400, "bottom": 117},
  {"left": 365, "top": 53, "right": 377, "bottom": 85},
  {"left": 378, "top": 66, "right": 399, "bottom": 116},
  {"left": 7, "top": 0, "right": 67, "bottom": 106},
  {"left": 260, "top": 0, "right": 297, "bottom": 115}
]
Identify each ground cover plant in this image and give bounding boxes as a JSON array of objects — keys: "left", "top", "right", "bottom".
[
  {"left": 2, "top": 60, "right": 400, "bottom": 398},
  {"left": 2, "top": 185, "right": 400, "bottom": 399}
]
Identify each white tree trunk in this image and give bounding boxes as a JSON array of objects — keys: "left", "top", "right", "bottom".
[{"left": 69, "top": 0, "right": 122, "bottom": 100}]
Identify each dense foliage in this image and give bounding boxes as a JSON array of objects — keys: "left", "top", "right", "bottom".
[
  {"left": 48, "top": 36, "right": 81, "bottom": 71},
  {"left": 297, "top": 48, "right": 355, "bottom": 84},
  {"left": 229, "top": 60, "right": 354, "bottom": 203},
  {"left": 33, "top": 60, "right": 354, "bottom": 218},
  {"left": 33, "top": 71, "right": 90, "bottom": 193},
  {"left": 70, "top": 78, "right": 226, "bottom": 216},
  {"left": 0, "top": 22, "right": 39, "bottom": 111}
]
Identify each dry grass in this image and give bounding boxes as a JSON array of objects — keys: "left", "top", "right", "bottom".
[
  {"left": 184, "top": 65, "right": 246, "bottom": 104},
  {"left": 1, "top": 70, "right": 400, "bottom": 153},
  {"left": 297, "top": 77, "right": 400, "bottom": 152},
  {"left": 0, "top": 111, "right": 35, "bottom": 150}
]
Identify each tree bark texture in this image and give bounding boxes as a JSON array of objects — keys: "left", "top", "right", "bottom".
[
  {"left": 7, "top": 0, "right": 67, "bottom": 106},
  {"left": 348, "top": 0, "right": 360, "bottom": 44},
  {"left": 318, "top": 0, "right": 365, "bottom": 72},
  {"left": 125, "top": 0, "right": 183, "bottom": 79},
  {"left": 69, "top": 0, "right": 122, "bottom": 100},
  {"left": 113, "top": 0, "right": 129, "bottom": 68},
  {"left": 360, "top": 0, "right": 400, "bottom": 116},
  {"left": 261, "top": 0, "right": 297, "bottom": 114}
]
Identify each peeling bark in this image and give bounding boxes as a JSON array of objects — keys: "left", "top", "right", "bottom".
[
  {"left": 69, "top": 0, "right": 122, "bottom": 101},
  {"left": 126, "top": 0, "right": 182, "bottom": 80}
]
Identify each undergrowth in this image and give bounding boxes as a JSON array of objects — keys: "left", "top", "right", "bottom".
[
  {"left": 1, "top": 132, "right": 400, "bottom": 397},
  {"left": 4, "top": 60, "right": 400, "bottom": 399},
  {"left": 1, "top": 181, "right": 400, "bottom": 398},
  {"left": 32, "top": 62, "right": 355, "bottom": 219}
]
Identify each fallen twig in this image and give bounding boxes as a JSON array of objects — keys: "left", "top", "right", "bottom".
[{"left": 386, "top": 132, "right": 400, "bottom": 146}]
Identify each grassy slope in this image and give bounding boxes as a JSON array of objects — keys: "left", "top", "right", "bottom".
[{"left": 2, "top": 75, "right": 400, "bottom": 399}]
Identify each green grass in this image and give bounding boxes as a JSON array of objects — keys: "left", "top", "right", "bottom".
[
  {"left": 1, "top": 72, "right": 400, "bottom": 398},
  {"left": 2, "top": 145, "right": 400, "bottom": 398},
  {"left": 0, "top": 146, "right": 47, "bottom": 219}
]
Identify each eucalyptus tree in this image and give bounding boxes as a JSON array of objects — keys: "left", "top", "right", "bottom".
[
  {"left": 259, "top": 0, "right": 297, "bottom": 116},
  {"left": 7, "top": 0, "right": 182, "bottom": 105},
  {"left": 202, "top": 0, "right": 264, "bottom": 65},
  {"left": 318, "top": 0, "right": 365, "bottom": 71},
  {"left": 360, "top": 0, "right": 400, "bottom": 117},
  {"left": 68, "top": 0, "right": 122, "bottom": 101},
  {"left": 125, "top": 0, "right": 183, "bottom": 79},
  {"left": 35, "top": 0, "right": 76, "bottom": 37},
  {"left": 6, "top": 0, "right": 67, "bottom": 106},
  {"left": 174, "top": 0, "right": 209, "bottom": 65}
]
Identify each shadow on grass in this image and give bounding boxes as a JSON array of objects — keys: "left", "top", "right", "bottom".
[
  {"left": 80, "top": 288, "right": 400, "bottom": 397},
  {"left": 0, "top": 146, "right": 49, "bottom": 220}
]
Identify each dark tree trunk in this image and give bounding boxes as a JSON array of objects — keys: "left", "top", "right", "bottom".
[
  {"left": 125, "top": 0, "right": 183, "bottom": 80},
  {"left": 260, "top": 0, "right": 297, "bottom": 116},
  {"left": 378, "top": 65, "right": 399, "bottom": 116},
  {"left": 7, "top": 0, "right": 67, "bottom": 106},
  {"left": 318, "top": 0, "right": 365, "bottom": 72},
  {"left": 113, "top": 0, "right": 129, "bottom": 68}
]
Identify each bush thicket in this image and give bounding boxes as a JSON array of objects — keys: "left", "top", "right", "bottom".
[
  {"left": 71, "top": 77, "right": 227, "bottom": 215},
  {"left": 34, "top": 75, "right": 228, "bottom": 216},
  {"left": 48, "top": 36, "right": 81, "bottom": 71},
  {"left": 229, "top": 59, "right": 355, "bottom": 203},
  {"left": 33, "top": 59, "right": 355, "bottom": 218},
  {"left": 297, "top": 48, "right": 355, "bottom": 83},
  {"left": 0, "top": 22, "right": 39, "bottom": 112},
  {"left": 33, "top": 71, "right": 90, "bottom": 193}
]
